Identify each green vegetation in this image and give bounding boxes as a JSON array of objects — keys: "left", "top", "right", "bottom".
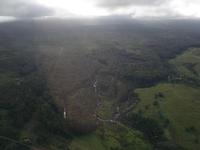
[
  {"left": 132, "top": 48, "right": 200, "bottom": 150},
  {"left": 134, "top": 83, "right": 200, "bottom": 150},
  {"left": 0, "top": 38, "right": 71, "bottom": 150},
  {"left": 123, "top": 113, "right": 165, "bottom": 144},
  {"left": 69, "top": 134, "right": 106, "bottom": 150},
  {"left": 67, "top": 88, "right": 97, "bottom": 134},
  {"left": 1, "top": 20, "right": 200, "bottom": 150},
  {"left": 97, "top": 97, "right": 114, "bottom": 119},
  {"left": 69, "top": 123, "right": 152, "bottom": 150},
  {"left": 170, "top": 48, "right": 200, "bottom": 84}
]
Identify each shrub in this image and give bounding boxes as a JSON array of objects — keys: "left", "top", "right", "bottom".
[{"left": 123, "top": 113, "right": 164, "bottom": 144}]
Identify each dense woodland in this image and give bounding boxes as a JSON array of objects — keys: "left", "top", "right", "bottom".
[{"left": 0, "top": 18, "right": 200, "bottom": 150}]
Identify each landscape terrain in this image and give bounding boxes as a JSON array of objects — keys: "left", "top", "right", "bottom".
[{"left": 0, "top": 18, "right": 200, "bottom": 150}]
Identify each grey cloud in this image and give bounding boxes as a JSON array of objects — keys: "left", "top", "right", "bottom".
[
  {"left": 0, "top": 0, "right": 54, "bottom": 18},
  {"left": 97, "top": 0, "right": 167, "bottom": 9},
  {"left": 96, "top": 0, "right": 182, "bottom": 18}
]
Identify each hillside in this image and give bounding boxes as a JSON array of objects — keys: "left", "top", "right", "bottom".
[
  {"left": 133, "top": 48, "right": 200, "bottom": 150},
  {"left": 0, "top": 19, "right": 200, "bottom": 150}
]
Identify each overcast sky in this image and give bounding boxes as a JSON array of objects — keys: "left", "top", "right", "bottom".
[{"left": 0, "top": 0, "right": 200, "bottom": 20}]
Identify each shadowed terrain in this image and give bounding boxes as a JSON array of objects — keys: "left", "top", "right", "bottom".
[{"left": 0, "top": 18, "right": 200, "bottom": 150}]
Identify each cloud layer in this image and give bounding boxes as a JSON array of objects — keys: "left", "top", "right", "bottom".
[
  {"left": 0, "top": 0, "right": 200, "bottom": 18},
  {"left": 96, "top": 0, "right": 200, "bottom": 18},
  {"left": 97, "top": 0, "right": 166, "bottom": 8},
  {"left": 0, "top": 0, "right": 53, "bottom": 18}
]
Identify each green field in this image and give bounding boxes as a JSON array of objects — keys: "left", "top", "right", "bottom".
[
  {"left": 133, "top": 48, "right": 200, "bottom": 150},
  {"left": 170, "top": 48, "right": 200, "bottom": 81},
  {"left": 69, "top": 123, "right": 152, "bottom": 150},
  {"left": 134, "top": 83, "right": 200, "bottom": 150}
]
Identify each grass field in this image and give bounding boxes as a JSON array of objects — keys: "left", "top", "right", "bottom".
[
  {"left": 69, "top": 134, "right": 106, "bottom": 150},
  {"left": 134, "top": 83, "right": 200, "bottom": 150},
  {"left": 69, "top": 123, "right": 152, "bottom": 150},
  {"left": 133, "top": 48, "right": 200, "bottom": 150},
  {"left": 169, "top": 48, "right": 200, "bottom": 81}
]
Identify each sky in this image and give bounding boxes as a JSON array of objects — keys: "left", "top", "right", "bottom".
[{"left": 0, "top": 0, "right": 200, "bottom": 20}]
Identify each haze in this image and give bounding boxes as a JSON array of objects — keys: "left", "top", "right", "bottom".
[
  {"left": 0, "top": 0, "right": 200, "bottom": 20},
  {"left": 1, "top": 0, "right": 200, "bottom": 150}
]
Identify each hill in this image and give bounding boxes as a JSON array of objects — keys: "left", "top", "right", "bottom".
[{"left": 0, "top": 19, "right": 200, "bottom": 150}]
